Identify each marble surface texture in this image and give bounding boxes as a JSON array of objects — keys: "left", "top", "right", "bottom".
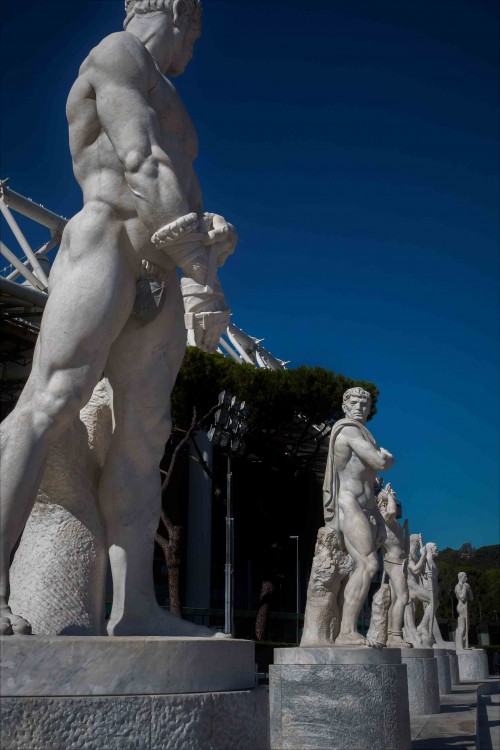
[
  {"left": 0, "top": 636, "right": 255, "bottom": 696},
  {"left": 457, "top": 649, "right": 489, "bottom": 682},
  {"left": 270, "top": 647, "right": 410, "bottom": 749},
  {"left": 0, "top": 688, "right": 269, "bottom": 750},
  {"left": 400, "top": 648, "right": 440, "bottom": 715},
  {"left": 434, "top": 649, "right": 453, "bottom": 695},
  {"left": 449, "top": 652, "right": 460, "bottom": 685}
]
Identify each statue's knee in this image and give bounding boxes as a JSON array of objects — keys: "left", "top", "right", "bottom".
[
  {"left": 367, "top": 555, "right": 379, "bottom": 578},
  {"left": 32, "top": 382, "right": 84, "bottom": 434}
]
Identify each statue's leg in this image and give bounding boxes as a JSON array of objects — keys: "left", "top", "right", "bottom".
[
  {"left": 100, "top": 273, "right": 217, "bottom": 637},
  {"left": 0, "top": 204, "right": 137, "bottom": 634},
  {"left": 335, "top": 497, "right": 379, "bottom": 646},
  {"left": 386, "top": 564, "right": 409, "bottom": 646}
]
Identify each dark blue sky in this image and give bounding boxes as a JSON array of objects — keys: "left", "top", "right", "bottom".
[{"left": 1, "top": 0, "right": 499, "bottom": 549}]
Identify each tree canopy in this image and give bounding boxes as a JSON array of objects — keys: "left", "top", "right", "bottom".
[{"left": 171, "top": 347, "right": 379, "bottom": 436}]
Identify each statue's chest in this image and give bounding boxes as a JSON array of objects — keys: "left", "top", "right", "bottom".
[{"left": 149, "top": 75, "right": 198, "bottom": 158}]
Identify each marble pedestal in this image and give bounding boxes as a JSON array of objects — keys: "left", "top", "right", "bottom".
[
  {"left": 433, "top": 648, "right": 452, "bottom": 695},
  {"left": 449, "top": 652, "right": 460, "bottom": 685},
  {"left": 270, "top": 647, "right": 411, "bottom": 750},
  {"left": 0, "top": 636, "right": 268, "bottom": 750},
  {"left": 457, "top": 649, "right": 489, "bottom": 682},
  {"left": 400, "top": 648, "right": 440, "bottom": 715}
]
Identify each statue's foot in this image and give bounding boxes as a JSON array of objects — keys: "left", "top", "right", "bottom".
[
  {"left": 0, "top": 607, "right": 31, "bottom": 635},
  {"left": 387, "top": 633, "right": 411, "bottom": 648},
  {"left": 300, "top": 636, "right": 336, "bottom": 647},
  {"left": 417, "top": 627, "right": 435, "bottom": 648},
  {"left": 335, "top": 631, "right": 369, "bottom": 647},
  {"left": 107, "top": 605, "right": 226, "bottom": 638}
]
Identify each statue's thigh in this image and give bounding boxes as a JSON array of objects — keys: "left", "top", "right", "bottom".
[{"left": 106, "top": 272, "right": 186, "bottom": 411}]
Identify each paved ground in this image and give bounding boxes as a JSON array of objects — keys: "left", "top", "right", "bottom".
[{"left": 411, "top": 682, "right": 500, "bottom": 750}]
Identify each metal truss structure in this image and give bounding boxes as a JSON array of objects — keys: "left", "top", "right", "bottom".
[{"left": 0, "top": 182, "right": 287, "bottom": 412}]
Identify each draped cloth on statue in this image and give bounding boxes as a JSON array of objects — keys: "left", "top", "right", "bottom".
[{"left": 323, "top": 418, "right": 377, "bottom": 530}]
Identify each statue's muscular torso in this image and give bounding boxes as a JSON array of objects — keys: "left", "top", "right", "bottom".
[
  {"left": 335, "top": 432, "right": 378, "bottom": 514},
  {"left": 65, "top": 31, "right": 199, "bottom": 268}
]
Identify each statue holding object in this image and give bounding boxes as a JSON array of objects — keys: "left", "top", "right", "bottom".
[
  {"left": 0, "top": 0, "right": 236, "bottom": 638},
  {"left": 367, "top": 482, "right": 411, "bottom": 648}
]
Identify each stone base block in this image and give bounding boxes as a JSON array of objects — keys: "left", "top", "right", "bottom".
[
  {"left": 458, "top": 649, "right": 489, "bottom": 682},
  {"left": 270, "top": 647, "right": 411, "bottom": 749},
  {"left": 400, "top": 648, "right": 440, "bottom": 715},
  {"left": 0, "top": 688, "right": 269, "bottom": 750},
  {"left": 448, "top": 652, "right": 460, "bottom": 685},
  {"left": 0, "top": 635, "right": 255, "bottom": 696},
  {"left": 433, "top": 649, "right": 452, "bottom": 695}
]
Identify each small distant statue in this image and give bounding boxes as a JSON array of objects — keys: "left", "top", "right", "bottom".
[
  {"left": 301, "top": 386, "right": 394, "bottom": 647},
  {"left": 455, "top": 572, "right": 473, "bottom": 650},
  {"left": 403, "top": 534, "right": 432, "bottom": 647},
  {"left": 418, "top": 542, "right": 443, "bottom": 644},
  {"left": 369, "top": 483, "right": 411, "bottom": 647}
]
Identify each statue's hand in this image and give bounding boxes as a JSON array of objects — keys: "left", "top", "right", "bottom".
[
  {"left": 181, "top": 276, "right": 230, "bottom": 353},
  {"left": 203, "top": 213, "right": 238, "bottom": 267},
  {"left": 185, "top": 309, "right": 230, "bottom": 352}
]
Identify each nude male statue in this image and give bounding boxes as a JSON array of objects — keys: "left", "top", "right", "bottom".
[
  {"left": 376, "top": 483, "right": 411, "bottom": 647},
  {"left": 0, "top": 0, "right": 236, "bottom": 637},
  {"left": 322, "top": 386, "right": 394, "bottom": 646},
  {"left": 417, "top": 542, "right": 440, "bottom": 644},
  {"left": 455, "top": 572, "right": 473, "bottom": 650}
]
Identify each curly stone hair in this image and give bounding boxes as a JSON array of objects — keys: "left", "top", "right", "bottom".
[
  {"left": 342, "top": 386, "right": 372, "bottom": 406},
  {"left": 124, "top": 0, "right": 202, "bottom": 29}
]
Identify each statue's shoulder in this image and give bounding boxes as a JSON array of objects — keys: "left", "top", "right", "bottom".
[{"left": 83, "top": 31, "right": 153, "bottom": 79}]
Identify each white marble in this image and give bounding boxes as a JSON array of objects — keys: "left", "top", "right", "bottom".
[
  {"left": 9, "top": 381, "right": 111, "bottom": 635},
  {"left": 301, "top": 387, "right": 394, "bottom": 647},
  {"left": 458, "top": 649, "right": 489, "bottom": 682},
  {"left": 455, "top": 572, "right": 474, "bottom": 651},
  {"left": 0, "top": 0, "right": 237, "bottom": 638},
  {"left": 449, "top": 651, "right": 460, "bottom": 685},
  {"left": 270, "top": 647, "right": 411, "bottom": 749},
  {"left": 369, "top": 483, "right": 411, "bottom": 647},
  {"left": 404, "top": 535, "right": 449, "bottom": 648},
  {"left": 0, "top": 636, "right": 255, "bottom": 696},
  {"left": 400, "top": 648, "right": 440, "bottom": 716},
  {"left": 434, "top": 648, "right": 453, "bottom": 695},
  {"left": 1, "top": 689, "right": 268, "bottom": 750}
]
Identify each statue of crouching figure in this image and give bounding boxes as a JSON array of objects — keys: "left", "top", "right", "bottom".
[{"left": 301, "top": 527, "right": 353, "bottom": 646}]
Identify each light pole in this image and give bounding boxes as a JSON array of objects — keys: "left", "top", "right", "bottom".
[
  {"left": 290, "top": 535, "right": 299, "bottom": 644},
  {"left": 208, "top": 391, "right": 248, "bottom": 637}
]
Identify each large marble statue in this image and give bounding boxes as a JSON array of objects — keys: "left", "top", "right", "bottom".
[
  {"left": 301, "top": 386, "right": 394, "bottom": 647},
  {"left": 0, "top": 0, "right": 236, "bottom": 637},
  {"left": 455, "top": 572, "right": 473, "bottom": 650},
  {"left": 371, "top": 483, "right": 411, "bottom": 647}
]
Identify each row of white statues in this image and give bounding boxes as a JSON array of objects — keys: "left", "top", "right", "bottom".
[
  {"left": 301, "top": 386, "right": 474, "bottom": 651},
  {"left": 0, "top": 0, "right": 474, "bottom": 652}
]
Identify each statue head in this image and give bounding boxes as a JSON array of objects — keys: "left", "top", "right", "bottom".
[
  {"left": 409, "top": 533, "right": 422, "bottom": 554},
  {"left": 342, "top": 387, "right": 372, "bottom": 424},
  {"left": 458, "top": 571, "right": 467, "bottom": 583},
  {"left": 425, "top": 541, "right": 438, "bottom": 559},
  {"left": 124, "top": 0, "right": 202, "bottom": 27},
  {"left": 124, "top": 0, "right": 202, "bottom": 75}
]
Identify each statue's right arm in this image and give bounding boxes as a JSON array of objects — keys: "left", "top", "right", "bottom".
[
  {"left": 340, "top": 428, "right": 394, "bottom": 471},
  {"left": 87, "top": 33, "right": 191, "bottom": 238}
]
